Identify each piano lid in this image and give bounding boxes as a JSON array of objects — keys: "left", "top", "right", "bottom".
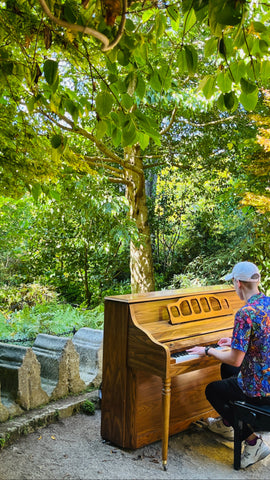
[{"left": 104, "top": 284, "right": 235, "bottom": 304}]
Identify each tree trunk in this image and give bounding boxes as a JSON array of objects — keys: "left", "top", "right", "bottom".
[{"left": 124, "top": 145, "right": 155, "bottom": 293}]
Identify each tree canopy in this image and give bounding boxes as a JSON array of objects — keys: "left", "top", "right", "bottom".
[{"left": 1, "top": 0, "right": 270, "bottom": 292}]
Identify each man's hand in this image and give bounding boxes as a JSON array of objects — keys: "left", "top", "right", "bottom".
[
  {"left": 186, "top": 346, "right": 207, "bottom": 356},
  {"left": 218, "top": 337, "right": 231, "bottom": 347}
]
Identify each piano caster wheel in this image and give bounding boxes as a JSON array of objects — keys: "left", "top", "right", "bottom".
[{"left": 163, "top": 463, "right": 167, "bottom": 471}]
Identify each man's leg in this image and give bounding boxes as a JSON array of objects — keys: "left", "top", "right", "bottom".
[
  {"left": 205, "top": 376, "right": 252, "bottom": 440},
  {"left": 206, "top": 377, "right": 270, "bottom": 468},
  {"left": 220, "top": 363, "right": 240, "bottom": 379}
]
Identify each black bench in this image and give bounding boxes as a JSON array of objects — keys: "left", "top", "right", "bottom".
[{"left": 233, "top": 401, "right": 270, "bottom": 470}]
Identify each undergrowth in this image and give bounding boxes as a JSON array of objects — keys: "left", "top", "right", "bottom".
[{"left": 0, "top": 302, "right": 104, "bottom": 344}]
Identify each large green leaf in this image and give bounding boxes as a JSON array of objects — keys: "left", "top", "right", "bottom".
[
  {"left": 185, "top": 45, "right": 198, "bottom": 74},
  {"left": 167, "top": 5, "right": 178, "bottom": 22},
  {"left": 133, "top": 110, "right": 159, "bottom": 140},
  {"left": 136, "top": 131, "right": 149, "bottom": 150},
  {"left": 64, "top": 99, "right": 79, "bottom": 124},
  {"left": 209, "top": 0, "right": 243, "bottom": 32},
  {"left": 50, "top": 134, "right": 62, "bottom": 149},
  {"left": 240, "top": 91, "right": 258, "bottom": 111},
  {"left": 31, "top": 183, "right": 42, "bottom": 201},
  {"left": 159, "top": 64, "right": 172, "bottom": 91},
  {"left": 216, "top": 71, "right": 232, "bottom": 93},
  {"left": 155, "top": 13, "right": 166, "bottom": 39},
  {"left": 117, "top": 50, "right": 130, "bottom": 67},
  {"left": 198, "top": 75, "right": 216, "bottom": 99},
  {"left": 204, "top": 38, "right": 218, "bottom": 57},
  {"left": 253, "top": 21, "right": 267, "bottom": 33},
  {"left": 136, "top": 77, "right": 146, "bottom": 100},
  {"left": 96, "top": 120, "right": 108, "bottom": 139},
  {"left": 149, "top": 71, "right": 162, "bottom": 92},
  {"left": 177, "top": 49, "right": 187, "bottom": 73},
  {"left": 43, "top": 60, "right": 58, "bottom": 86},
  {"left": 230, "top": 61, "right": 246, "bottom": 84},
  {"left": 261, "top": 60, "right": 270, "bottom": 81},
  {"left": 96, "top": 92, "right": 114, "bottom": 117},
  {"left": 111, "top": 126, "right": 121, "bottom": 147},
  {"left": 122, "top": 120, "right": 137, "bottom": 147},
  {"left": 183, "top": 8, "right": 197, "bottom": 32},
  {"left": 217, "top": 92, "right": 238, "bottom": 111},
  {"left": 142, "top": 9, "right": 155, "bottom": 22},
  {"left": 240, "top": 78, "right": 257, "bottom": 95},
  {"left": 223, "top": 91, "right": 237, "bottom": 111},
  {"left": 122, "top": 93, "right": 134, "bottom": 110}
]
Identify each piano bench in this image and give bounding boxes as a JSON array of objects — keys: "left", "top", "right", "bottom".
[{"left": 232, "top": 401, "right": 270, "bottom": 470}]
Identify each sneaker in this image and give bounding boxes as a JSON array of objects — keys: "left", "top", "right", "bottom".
[
  {"left": 207, "top": 417, "right": 234, "bottom": 441},
  {"left": 241, "top": 436, "right": 270, "bottom": 468}
]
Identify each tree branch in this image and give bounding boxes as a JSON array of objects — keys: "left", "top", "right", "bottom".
[
  {"left": 108, "top": 177, "right": 131, "bottom": 186},
  {"left": 39, "top": 109, "right": 143, "bottom": 176},
  {"left": 103, "top": 0, "right": 128, "bottom": 52},
  {"left": 38, "top": 0, "right": 127, "bottom": 52},
  {"left": 160, "top": 106, "right": 177, "bottom": 135},
  {"left": 83, "top": 156, "right": 124, "bottom": 176}
]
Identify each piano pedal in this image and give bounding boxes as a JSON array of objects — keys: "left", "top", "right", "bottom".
[
  {"left": 215, "top": 436, "right": 234, "bottom": 449},
  {"left": 192, "top": 419, "right": 208, "bottom": 429}
]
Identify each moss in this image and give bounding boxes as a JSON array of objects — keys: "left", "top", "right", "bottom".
[
  {"left": 0, "top": 433, "right": 10, "bottom": 449},
  {"left": 0, "top": 437, "right": 6, "bottom": 449},
  {"left": 81, "top": 400, "right": 95, "bottom": 415}
]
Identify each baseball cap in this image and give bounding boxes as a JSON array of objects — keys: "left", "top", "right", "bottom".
[{"left": 224, "top": 261, "right": 261, "bottom": 282}]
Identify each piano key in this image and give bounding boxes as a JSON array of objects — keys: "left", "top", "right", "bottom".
[
  {"left": 173, "top": 353, "right": 200, "bottom": 363},
  {"left": 171, "top": 343, "right": 220, "bottom": 363}
]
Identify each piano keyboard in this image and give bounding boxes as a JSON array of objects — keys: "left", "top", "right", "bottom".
[{"left": 171, "top": 344, "right": 220, "bottom": 363}]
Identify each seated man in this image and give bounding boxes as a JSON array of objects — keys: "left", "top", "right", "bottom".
[{"left": 187, "top": 261, "right": 270, "bottom": 468}]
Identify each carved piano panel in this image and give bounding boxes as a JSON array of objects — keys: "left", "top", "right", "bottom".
[{"left": 101, "top": 285, "right": 244, "bottom": 464}]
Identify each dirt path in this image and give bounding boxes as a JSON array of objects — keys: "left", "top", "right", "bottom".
[{"left": 1, "top": 409, "right": 270, "bottom": 480}]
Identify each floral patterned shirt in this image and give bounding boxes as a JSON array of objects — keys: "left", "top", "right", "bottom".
[{"left": 231, "top": 292, "right": 270, "bottom": 397}]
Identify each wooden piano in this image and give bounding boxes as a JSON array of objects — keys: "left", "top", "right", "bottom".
[{"left": 101, "top": 285, "right": 244, "bottom": 469}]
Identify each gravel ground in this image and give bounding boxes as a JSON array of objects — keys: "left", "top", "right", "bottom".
[{"left": 1, "top": 409, "right": 270, "bottom": 480}]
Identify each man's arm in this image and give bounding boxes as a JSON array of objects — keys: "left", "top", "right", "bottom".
[{"left": 186, "top": 345, "right": 245, "bottom": 367}]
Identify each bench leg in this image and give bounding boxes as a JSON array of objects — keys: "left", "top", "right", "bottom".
[{"left": 234, "top": 418, "right": 243, "bottom": 470}]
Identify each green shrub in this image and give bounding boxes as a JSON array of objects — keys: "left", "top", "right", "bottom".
[
  {"left": 0, "top": 302, "right": 104, "bottom": 344},
  {"left": 81, "top": 400, "right": 95, "bottom": 415},
  {"left": 0, "top": 283, "right": 57, "bottom": 312}
]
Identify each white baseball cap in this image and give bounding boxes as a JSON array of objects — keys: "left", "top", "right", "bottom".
[{"left": 224, "top": 261, "right": 261, "bottom": 282}]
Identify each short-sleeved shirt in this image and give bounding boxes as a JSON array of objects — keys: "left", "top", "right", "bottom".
[{"left": 231, "top": 292, "right": 270, "bottom": 397}]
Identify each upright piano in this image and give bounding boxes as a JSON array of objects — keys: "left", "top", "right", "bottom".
[{"left": 101, "top": 285, "right": 244, "bottom": 469}]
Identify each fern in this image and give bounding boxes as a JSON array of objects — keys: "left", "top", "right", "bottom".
[{"left": 0, "top": 302, "right": 104, "bottom": 344}]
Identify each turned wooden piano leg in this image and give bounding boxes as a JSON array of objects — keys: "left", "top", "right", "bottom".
[{"left": 162, "top": 377, "right": 171, "bottom": 470}]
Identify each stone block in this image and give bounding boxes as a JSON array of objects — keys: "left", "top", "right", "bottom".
[
  {"left": 32, "top": 334, "right": 86, "bottom": 400},
  {"left": 0, "top": 343, "right": 49, "bottom": 411},
  {"left": 0, "top": 383, "right": 9, "bottom": 422},
  {"left": 72, "top": 328, "right": 103, "bottom": 387}
]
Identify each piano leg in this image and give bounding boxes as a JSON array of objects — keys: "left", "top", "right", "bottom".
[{"left": 162, "top": 377, "right": 171, "bottom": 470}]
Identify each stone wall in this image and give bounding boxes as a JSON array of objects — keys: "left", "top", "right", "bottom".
[{"left": 0, "top": 328, "right": 103, "bottom": 422}]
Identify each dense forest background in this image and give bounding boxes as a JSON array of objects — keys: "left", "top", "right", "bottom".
[{"left": 1, "top": 0, "right": 270, "bottom": 342}]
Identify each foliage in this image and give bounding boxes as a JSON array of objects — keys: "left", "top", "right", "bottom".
[
  {"left": 168, "top": 272, "right": 208, "bottom": 289},
  {"left": 81, "top": 400, "right": 95, "bottom": 415},
  {"left": 0, "top": 283, "right": 57, "bottom": 312},
  {"left": 1, "top": 1, "right": 270, "bottom": 293},
  {"left": 0, "top": 301, "right": 104, "bottom": 344},
  {"left": 239, "top": 90, "right": 270, "bottom": 213},
  {"left": 149, "top": 122, "right": 259, "bottom": 283},
  {"left": 0, "top": 176, "right": 133, "bottom": 305}
]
